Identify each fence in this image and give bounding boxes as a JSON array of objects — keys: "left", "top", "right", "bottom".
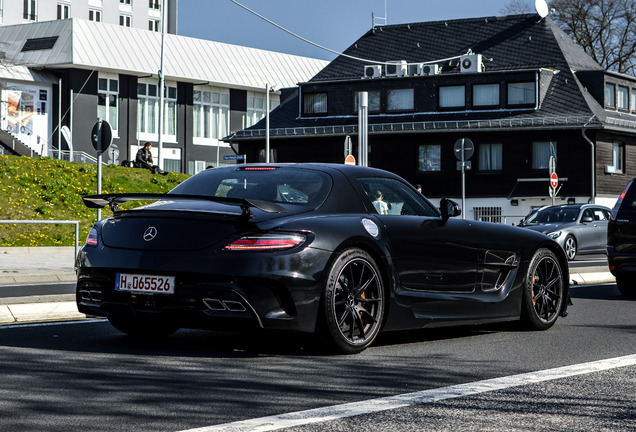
[{"left": 0, "top": 220, "right": 80, "bottom": 257}]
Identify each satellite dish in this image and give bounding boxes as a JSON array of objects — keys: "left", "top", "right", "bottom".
[{"left": 535, "top": 0, "right": 549, "bottom": 18}]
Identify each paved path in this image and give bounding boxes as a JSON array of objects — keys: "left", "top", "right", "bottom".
[{"left": 0, "top": 247, "right": 617, "bottom": 326}]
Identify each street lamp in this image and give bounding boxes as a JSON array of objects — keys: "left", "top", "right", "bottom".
[{"left": 265, "top": 84, "right": 277, "bottom": 163}]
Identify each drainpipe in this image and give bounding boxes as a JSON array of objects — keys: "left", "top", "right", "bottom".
[{"left": 581, "top": 115, "right": 597, "bottom": 204}]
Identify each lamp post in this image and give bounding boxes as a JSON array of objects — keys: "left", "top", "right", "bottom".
[
  {"left": 265, "top": 84, "right": 277, "bottom": 163},
  {"left": 157, "top": 0, "right": 166, "bottom": 169}
]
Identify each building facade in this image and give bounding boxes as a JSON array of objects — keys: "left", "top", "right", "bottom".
[
  {"left": 0, "top": 18, "right": 328, "bottom": 174},
  {"left": 229, "top": 14, "right": 636, "bottom": 220},
  {"left": 2, "top": 0, "right": 178, "bottom": 33}
]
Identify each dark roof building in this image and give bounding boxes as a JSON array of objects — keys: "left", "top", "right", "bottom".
[{"left": 229, "top": 14, "right": 636, "bottom": 222}]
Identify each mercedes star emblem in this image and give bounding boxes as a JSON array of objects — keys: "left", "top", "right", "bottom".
[{"left": 143, "top": 226, "right": 158, "bottom": 242}]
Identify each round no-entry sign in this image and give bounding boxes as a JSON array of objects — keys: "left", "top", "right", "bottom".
[{"left": 550, "top": 172, "right": 558, "bottom": 189}]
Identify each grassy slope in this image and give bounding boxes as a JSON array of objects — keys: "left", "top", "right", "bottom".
[{"left": 0, "top": 155, "right": 190, "bottom": 246}]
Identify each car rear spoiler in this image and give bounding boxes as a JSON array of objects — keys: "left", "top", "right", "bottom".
[{"left": 82, "top": 193, "right": 288, "bottom": 218}]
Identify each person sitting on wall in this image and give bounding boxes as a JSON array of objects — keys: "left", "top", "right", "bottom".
[{"left": 135, "top": 142, "right": 160, "bottom": 174}]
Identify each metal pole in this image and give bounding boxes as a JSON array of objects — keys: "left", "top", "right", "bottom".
[
  {"left": 461, "top": 139, "right": 466, "bottom": 219},
  {"left": 157, "top": 0, "right": 167, "bottom": 170},
  {"left": 97, "top": 150, "right": 102, "bottom": 221},
  {"left": 265, "top": 83, "right": 270, "bottom": 163},
  {"left": 358, "top": 92, "right": 368, "bottom": 166},
  {"left": 58, "top": 77, "right": 62, "bottom": 160}
]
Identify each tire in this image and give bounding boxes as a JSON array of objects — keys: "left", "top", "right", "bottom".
[
  {"left": 520, "top": 248, "right": 565, "bottom": 330},
  {"left": 616, "top": 277, "right": 636, "bottom": 297},
  {"left": 564, "top": 235, "right": 577, "bottom": 261},
  {"left": 319, "top": 248, "right": 385, "bottom": 354},
  {"left": 108, "top": 316, "right": 179, "bottom": 338}
]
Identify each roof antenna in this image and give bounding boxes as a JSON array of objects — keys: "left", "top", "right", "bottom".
[
  {"left": 372, "top": 0, "right": 387, "bottom": 31},
  {"left": 535, "top": 0, "right": 550, "bottom": 22}
]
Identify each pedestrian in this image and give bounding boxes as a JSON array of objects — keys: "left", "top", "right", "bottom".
[{"left": 135, "top": 142, "right": 160, "bottom": 174}]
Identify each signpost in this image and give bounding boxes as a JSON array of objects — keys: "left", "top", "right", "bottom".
[
  {"left": 550, "top": 171, "right": 558, "bottom": 205},
  {"left": 91, "top": 120, "right": 113, "bottom": 221},
  {"left": 454, "top": 138, "right": 474, "bottom": 219}
]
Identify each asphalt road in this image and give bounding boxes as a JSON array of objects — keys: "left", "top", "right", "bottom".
[{"left": 0, "top": 282, "right": 634, "bottom": 432}]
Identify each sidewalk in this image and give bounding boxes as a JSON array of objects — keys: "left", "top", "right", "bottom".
[{"left": 0, "top": 246, "right": 617, "bottom": 326}]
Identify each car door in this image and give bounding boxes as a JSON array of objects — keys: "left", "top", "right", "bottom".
[
  {"left": 590, "top": 207, "right": 610, "bottom": 251},
  {"left": 576, "top": 208, "right": 599, "bottom": 253}
]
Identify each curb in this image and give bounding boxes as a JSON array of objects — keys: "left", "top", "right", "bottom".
[
  {"left": 0, "top": 301, "right": 86, "bottom": 325},
  {"left": 570, "top": 272, "right": 615, "bottom": 286}
]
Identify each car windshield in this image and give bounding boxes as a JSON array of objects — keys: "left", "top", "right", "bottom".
[
  {"left": 169, "top": 166, "right": 332, "bottom": 208},
  {"left": 525, "top": 207, "right": 579, "bottom": 224}
]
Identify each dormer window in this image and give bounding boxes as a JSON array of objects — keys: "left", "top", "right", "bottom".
[
  {"left": 473, "top": 84, "right": 500, "bottom": 107},
  {"left": 303, "top": 92, "right": 327, "bottom": 115},
  {"left": 387, "top": 88, "right": 414, "bottom": 112},
  {"left": 354, "top": 90, "right": 381, "bottom": 113},
  {"left": 439, "top": 85, "right": 465, "bottom": 109},
  {"left": 605, "top": 83, "right": 616, "bottom": 108},
  {"left": 617, "top": 86, "right": 629, "bottom": 110},
  {"left": 507, "top": 82, "right": 535, "bottom": 106}
]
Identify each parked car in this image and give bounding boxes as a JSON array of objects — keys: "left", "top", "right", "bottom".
[
  {"left": 607, "top": 178, "right": 636, "bottom": 296},
  {"left": 518, "top": 204, "right": 611, "bottom": 261},
  {"left": 77, "top": 163, "right": 569, "bottom": 354}
]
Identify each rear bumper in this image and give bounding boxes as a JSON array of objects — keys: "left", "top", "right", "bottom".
[
  {"left": 607, "top": 247, "right": 636, "bottom": 278},
  {"left": 76, "top": 245, "right": 331, "bottom": 333}
]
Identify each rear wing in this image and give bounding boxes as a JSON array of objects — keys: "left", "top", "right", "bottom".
[{"left": 82, "top": 193, "right": 287, "bottom": 218}]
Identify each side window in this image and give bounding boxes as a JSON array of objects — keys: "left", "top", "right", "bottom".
[
  {"left": 357, "top": 177, "right": 438, "bottom": 217},
  {"left": 582, "top": 209, "right": 594, "bottom": 221}
]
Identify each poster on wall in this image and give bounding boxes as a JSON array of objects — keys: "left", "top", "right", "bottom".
[{"left": 2, "top": 83, "right": 51, "bottom": 156}]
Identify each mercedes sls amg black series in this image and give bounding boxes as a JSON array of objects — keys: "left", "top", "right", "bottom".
[{"left": 77, "top": 163, "right": 570, "bottom": 354}]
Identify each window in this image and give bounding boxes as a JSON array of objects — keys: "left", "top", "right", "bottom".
[
  {"left": 120, "top": 0, "right": 131, "bottom": 4},
  {"left": 246, "top": 92, "right": 265, "bottom": 128},
  {"left": 532, "top": 141, "right": 556, "bottom": 170},
  {"left": 387, "top": 88, "right": 414, "bottom": 112},
  {"left": 57, "top": 3, "right": 70, "bottom": 19},
  {"left": 120, "top": 14, "right": 132, "bottom": 27},
  {"left": 356, "top": 177, "right": 438, "bottom": 217},
  {"left": 354, "top": 90, "right": 381, "bottom": 113},
  {"left": 439, "top": 86, "right": 465, "bottom": 108},
  {"left": 605, "top": 83, "right": 616, "bottom": 108},
  {"left": 137, "top": 81, "right": 158, "bottom": 135},
  {"left": 149, "top": 0, "right": 160, "bottom": 9},
  {"left": 303, "top": 93, "right": 327, "bottom": 115},
  {"left": 23, "top": 0, "right": 37, "bottom": 20},
  {"left": 89, "top": 9, "right": 102, "bottom": 22},
  {"left": 613, "top": 141, "right": 625, "bottom": 173},
  {"left": 138, "top": 81, "right": 177, "bottom": 139},
  {"left": 418, "top": 144, "right": 441, "bottom": 172},
  {"left": 473, "top": 84, "right": 499, "bottom": 107},
  {"left": 98, "top": 74, "right": 119, "bottom": 134},
  {"left": 507, "top": 82, "right": 535, "bottom": 106},
  {"left": 149, "top": 19, "right": 161, "bottom": 32},
  {"left": 474, "top": 207, "right": 502, "bottom": 223},
  {"left": 618, "top": 86, "right": 629, "bottom": 110},
  {"left": 193, "top": 86, "right": 229, "bottom": 142},
  {"left": 478, "top": 143, "right": 502, "bottom": 171},
  {"left": 631, "top": 89, "right": 636, "bottom": 111}
]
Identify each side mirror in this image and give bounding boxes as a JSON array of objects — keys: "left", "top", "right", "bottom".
[
  {"left": 581, "top": 216, "right": 594, "bottom": 223},
  {"left": 440, "top": 198, "right": 461, "bottom": 222}
]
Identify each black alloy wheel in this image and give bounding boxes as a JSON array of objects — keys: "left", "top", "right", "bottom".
[
  {"left": 321, "top": 248, "right": 385, "bottom": 354},
  {"left": 521, "top": 248, "right": 565, "bottom": 330}
]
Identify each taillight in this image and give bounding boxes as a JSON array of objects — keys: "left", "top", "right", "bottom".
[
  {"left": 223, "top": 233, "right": 305, "bottom": 251},
  {"left": 85, "top": 227, "right": 98, "bottom": 246}
]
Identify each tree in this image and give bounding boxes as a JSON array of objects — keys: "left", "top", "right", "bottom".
[
  {"left": 548, "top": 0, "right": 636, "bottom": 74},
  {"left": 500, "top": 0, "right": 533, "bottom": 15}
]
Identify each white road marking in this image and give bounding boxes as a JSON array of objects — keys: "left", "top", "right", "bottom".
[{"left": 178, "top": 354, "right": 636, "bottom": 432}]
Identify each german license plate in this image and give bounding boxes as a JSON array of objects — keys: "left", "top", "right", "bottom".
[{"left": 115, "top": 273, "right": 175, "bottom": 295}]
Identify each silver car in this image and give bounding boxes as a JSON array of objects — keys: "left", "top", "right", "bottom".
[{"left": 519, "top": 204, "right": 611, "bottom": 260}]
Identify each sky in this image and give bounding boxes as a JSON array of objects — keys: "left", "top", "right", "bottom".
[{"left": 177, "top": 0, "right": 536, "bottom": 61}]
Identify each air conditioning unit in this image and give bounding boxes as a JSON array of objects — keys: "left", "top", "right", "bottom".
[
  {"left": 385, "top": 60, "right": 407, "bottom": 77},
  {"left": 407, "top": 63, "right": 423, "bottom": 76},
  {"left": 460, "top": 54, "right": 482, "bottom": 73},
  {"left": 363, "top": 65, "right": 382, "bottom": 78},
  {"left": 420, "top": 63, "right": 439, "bottom": 76}
]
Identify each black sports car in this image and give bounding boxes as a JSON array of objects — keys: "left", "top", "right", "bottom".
[{"left": 77, "top": 163, "right": 569, "bottom": 354}]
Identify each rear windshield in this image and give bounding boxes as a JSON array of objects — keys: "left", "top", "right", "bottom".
[
  {"left": 170, "top": 166, "right": 332, "bottom": 208},
  {"left": 612, "top": 180, "right": 636, "bottom": 218}
]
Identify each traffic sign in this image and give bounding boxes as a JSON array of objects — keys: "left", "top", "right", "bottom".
[
  {"left": 223, "top": 154, "right": 245, "bottom": 160},
  {"left": 345, "top": 154, "right": 356, "bottom": 165},
  {"left": 550, "top": 172, "right": 558, "bottom": 189},
  {"left": 90, "top": 120, "right": 112, "bottom": 153},
  {"left": 454, "top": 138, "right": 474, "bottom": 161}
]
